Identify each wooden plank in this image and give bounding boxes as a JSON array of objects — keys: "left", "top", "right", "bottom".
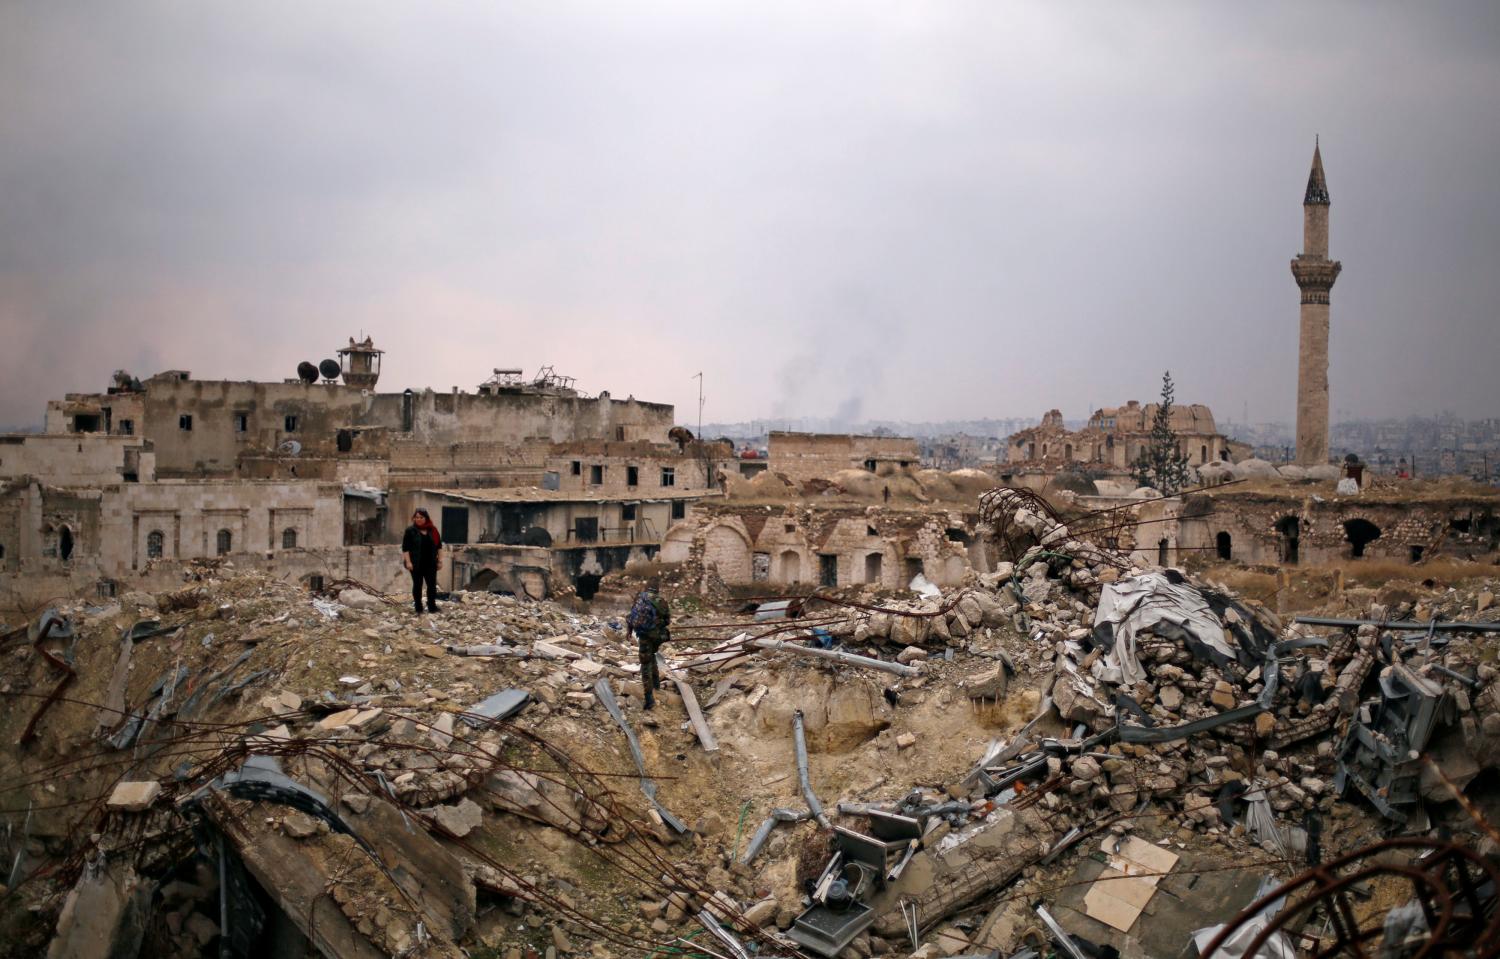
[{"left": 658, "top": 655, "right": 718, "bottom": 752}]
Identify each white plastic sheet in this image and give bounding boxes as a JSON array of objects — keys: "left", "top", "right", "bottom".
[{"left": 1092, "top": 572, "right": 1232, "bottom": 685}]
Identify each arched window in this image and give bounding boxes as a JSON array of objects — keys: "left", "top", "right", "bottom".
[
  {"left": 1201, "top": 445, "right": 1208, "bottom": 463},
  {"left": 146, "top": 530, "right": 165, "bottom": 559},
  {"left": 216, "top": 529, "right": 232, "bottom": 555},
  {"left": 59, "top": 526, "right": 74, "bottom": 561},
  {"left": 1063, "top": 443, "right": 1072, "bottom": 460},
  {"left": 281, "top": 528, "right": 298, "bottom": 549},
  {"left": 1215, "top": 531, "right": 1232, "bottom": 560}
]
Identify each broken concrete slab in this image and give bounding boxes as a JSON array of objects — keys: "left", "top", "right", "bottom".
[
  {"left": 46, "top": 862, "right": 155, "bottom": 959},
  {"left": 106, "top": 780, "right": 162, "bottom": 812}
]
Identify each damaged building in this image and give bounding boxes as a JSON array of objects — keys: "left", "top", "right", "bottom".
[
  {"left": 1003, "top": 402, "right": 1250, "bottom": 493},
  {"left": 1, "top": 342, "right": 738, "bottom": 605}
]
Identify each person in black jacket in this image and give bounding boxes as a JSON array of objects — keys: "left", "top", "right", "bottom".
[{"left": 401, "top": 508, "right": 443, "bottom": 614}]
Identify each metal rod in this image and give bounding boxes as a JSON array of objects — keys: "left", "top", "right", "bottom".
[
  {"left": 793, "top": 710, "right": 831, "bottom": 829},
  {"left": 752, "top": 637, "right": 919, "bottom": 677},
  {"left": 1293, "top": 616, "right": 1500, "bottom": 633}
]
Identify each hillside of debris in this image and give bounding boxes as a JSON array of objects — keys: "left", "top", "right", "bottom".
[{"left": 2, "top": 494, "right": 1498, "bottom": 959}]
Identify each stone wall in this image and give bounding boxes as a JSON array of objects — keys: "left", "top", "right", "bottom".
[
  {"left": 767, "top": 432, "right": 921, "bottom": 485},
  {"left": 0, "top": 434, "right": 155, "bottom": 486},
  {"left": 1177, "top": 492, "right": 1499, "bottom": 566},
  {"left": 664, "top": 503, "right": 978, "bottom": 589},
  {"left": 50, "top": 377, "right": 675, "bottom": 478}
]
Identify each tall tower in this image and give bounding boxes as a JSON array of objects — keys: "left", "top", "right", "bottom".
[{"left": 1290, "top": 139, "right": 1341, "bottom": 466}]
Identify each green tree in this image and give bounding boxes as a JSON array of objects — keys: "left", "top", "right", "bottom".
[{"left": 1131, "top": 371, "right": 1192, "bottom": 494}]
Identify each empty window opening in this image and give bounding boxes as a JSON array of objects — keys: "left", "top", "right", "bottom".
[
  {"left": 615, "top": 426, "right": 626, "bottom": 441},
  {"left": 216, "top": 529, "right": 232, "bottom": 555},
  {"left": 0, "top": 543, "right": 5, "bottom": 561},
  {"left": 867, "top": 525, "right": 879, "bottom": 537},
  {"left": 574, "top": 517, "right": 599, "bottom": 543},
  {"left": 72, "top": 414, "right": 101, "bottom": 433},
  {"left": 1344, "top": 518, "right": 1381, "bottom": 559},
  {"left": 336, "top": 429, "right": 353, "bottom": 452},
  {"left": 627, "top": 466, "right": 639, "bottom": 487},
  {"left": 1063, "top": 443, "right": 1072, "bottom": 460},
  {"left": 281, "top": 528, "right": 298, "bottom": 549},
  {"left": 576, "top": 572, "right": 602, "bottom": 600},
  {"left": 1201, "top": 445, "right": 1208, "bottom": 463},
  {"left": 784, "top": 523, "right": 796, "bottom": 533},
  {"left": 571, "top": 460, "right": 582, "bottom": 476},
  {"left": 819, "top": 554, "right": 838, "bottom": 587},
  {"left": 1276, "top": 516, "right": 1301, "bottom": 565},
  {"left": 306, "top": 574, "right": 325, "bottom": 592},
  {"left": 1410, "top": 545, "right": 1425, "bottom": 564},
  {"left": 671, "top": 500, "right": 686, "bottom": 520},
  {"left": 441, "top": 506, "right": 470, "bottom": 545},
  {"left": 147, "top": 530, "right": 165, "bottom": 559},
  {"left": 621, "top": 503, "right": 638, "bottom": 521},
  {"left": 660, "top": 467, "right": 676, "bottom": 487},
  {"left": 1028, "top": 443, "right": 1037, "bottom": 459},
  {"left": 904, "top": 557, "right": 923, "bottom": 582},
  {"left": 119, "top": 419, "right": 134, "bottom": 435},
  {"left": 179, "top": 414, "right": 193, "bottom": 431},
  {"left": 97, "top": 580, "right": 116, "bottom": 599},
  {"left": 1157, "top": 538, "right": 1169, "bottom": 566},
  {"left": 59, "top": 526, "right": 74, "bottom": 561},
  {"left": 284, "top": 415, "right": 299, "bottom": 432},
  {"left": 1215, "top": 531, "right": 1232, "bottom": 561},
  {"left": 945, "top": 528, "right": 971, "bottom": 543},
  {"left": 589, "top": 465, "right": 604, "bottom": 485},
  {"left": 864, "top": 552, "right": 883, "bottom": 584},
  {"left": 863, "top": 458, "right": 877, "bottom": 472},
  {"left": 234, "top": 413, "right": 249, "bottom": 433}
]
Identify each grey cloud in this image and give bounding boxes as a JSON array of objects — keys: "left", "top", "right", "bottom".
[{"left": 2, "top": 1, "right": 1497, "bottom": 429}]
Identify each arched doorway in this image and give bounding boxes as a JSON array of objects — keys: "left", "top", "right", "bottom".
[
  {"left": 467, "top": 568, "right": 500, "bottom": 592},
  {"left": 1215, "top": 531, "right": 1232, "bottom": 561},
  {"left": 864, "top": 552, "right": 883, "bottom": 584},
  {"left": 1276, "top": 516, "right": 1300, "bottom": 565},
  {"left": 779, "top": 550, "right": 801, "bottom": 584},
  {"left": 1157, "top": 539, "right": 1169, "bottom": 566},
  {"left": 1344, "top": 518, "right": 1381, "bottom": 559}
]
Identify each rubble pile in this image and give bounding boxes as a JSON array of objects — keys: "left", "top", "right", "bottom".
[{"left": 1, "top": 495, "right": 1498, "bottom": 959}]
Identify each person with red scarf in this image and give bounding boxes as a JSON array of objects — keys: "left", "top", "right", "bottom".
[{"left": 402, "top": 508, "right": 443, "bottom": 614}]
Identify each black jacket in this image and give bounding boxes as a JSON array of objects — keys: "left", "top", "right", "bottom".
[{"left": 402, "top": 525, "right": 441, "bottom": 571}]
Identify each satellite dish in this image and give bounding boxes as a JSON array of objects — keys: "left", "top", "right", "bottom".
[
  {"left": 297, "top": 361, "right": 318, "bottom": 384},
  {"left": 318, "top": 358, "right": 341, "bottom": 381},
  {"left": 277, "top": 440, "right": 302, "bottom": 456}
]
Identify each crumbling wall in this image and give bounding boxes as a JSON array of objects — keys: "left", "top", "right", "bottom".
[
  {"left": 0, "top": 434, "right": 152, "bottom": 486},
  {"left": 767, "top": 432, "right": 921, "bottom": 485},
  {"left": 1180, "top": 492, "right": 1500, "bottom": 565}
]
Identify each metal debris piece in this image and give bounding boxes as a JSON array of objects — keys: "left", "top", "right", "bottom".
[
  {"left": 752, "top": 636, "right": 919, "bottom": 677},
  {"left": 592, "top": 678, "right": 688, "bottom": 834},
  {"left": 461, "top": 688, "right": 531, "bottom": 728},
  {"left": 793, "top": 709, "right": 832, "bottom": 829}
]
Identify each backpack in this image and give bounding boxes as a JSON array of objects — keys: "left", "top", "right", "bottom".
[{"left": 627, "top": 592, "right": 660, "bottom": 635}]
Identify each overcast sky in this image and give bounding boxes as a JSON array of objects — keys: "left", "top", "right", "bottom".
[{"left": 3, "top": 2, "right": 1498, "bottom": 431}]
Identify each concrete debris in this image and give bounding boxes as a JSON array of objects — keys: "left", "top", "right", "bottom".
[
  {"left": 3, "top": 484, "right": 1498, "bottom": 959},
  {"left": 105, "top": 780, "right": 162, "bottom": 812}
]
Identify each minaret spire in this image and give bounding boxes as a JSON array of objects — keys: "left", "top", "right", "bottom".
[{"left": 1304, "top": 137, "right": 1330, "bottom": 205}]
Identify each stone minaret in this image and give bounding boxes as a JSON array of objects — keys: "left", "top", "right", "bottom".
[{"left": 1290, "top": 140, "right": 1341, "bottom": 467}]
